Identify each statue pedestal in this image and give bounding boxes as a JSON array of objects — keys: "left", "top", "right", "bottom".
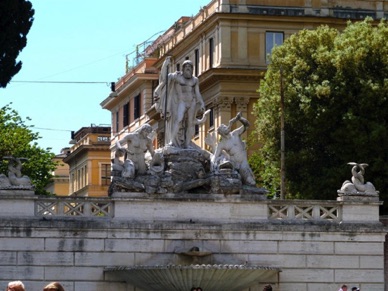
[
  {"left": 337, "top": 191, "right": 380, "bottom": 202},
  {"left": 0, "top": 189, "right": 36, "bottom": 217},
  {"left": 337, "top": 190, "right": 382, "bottom": 223}
]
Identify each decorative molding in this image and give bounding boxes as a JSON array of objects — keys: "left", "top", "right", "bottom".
[
  {"left": 214, "top": 96, "right": 233, "bottom": 111},
  {"left": 235, "top": 97, "right": 249, "bottom": 112}
]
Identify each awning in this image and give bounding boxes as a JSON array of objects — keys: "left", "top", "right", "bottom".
[{"left": 104, "top": 264, "right": 280, "bottom": 291}]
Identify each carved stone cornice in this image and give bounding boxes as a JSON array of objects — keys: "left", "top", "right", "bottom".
[{"left": 199, "top": 67, "right": 264, "bottom": 92}]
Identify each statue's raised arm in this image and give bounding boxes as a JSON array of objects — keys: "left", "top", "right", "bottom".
[{"left": 211, "top": 112, "right": 256, "bottom": 186}]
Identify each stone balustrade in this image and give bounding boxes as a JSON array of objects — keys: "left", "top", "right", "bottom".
[
  {"left": 0, "top": 191, "right": 382, "bottom": 225},
  {"left": 35, "top": 196, "right": 114, "bottom": 218},
  {"left": 267, "top": 200, "right": 342, "bottom": 222}
]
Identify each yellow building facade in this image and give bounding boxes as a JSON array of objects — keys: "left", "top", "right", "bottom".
[
  {"left": 44, "top": 148, "right": 70, "bottom": 196},
  {"left": 63, "top": 126, "right": 111, "bottom": 197},
  {"left": 101, "top": 0, "right": 387, "bottom": 156}
]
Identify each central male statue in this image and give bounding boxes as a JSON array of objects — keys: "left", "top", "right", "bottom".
[{"left": 154, "top": 56, "right": 205, "bottom": 148}]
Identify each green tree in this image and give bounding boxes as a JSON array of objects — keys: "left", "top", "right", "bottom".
[
  {"left": 253, "top": 19, "right": 388, "bottom": 207},
  {"left": 0, "top": 104, "right": 56, "bottom": 195},
  {"left": 0, "top": 0, "right": 34, "bottom": 88}
]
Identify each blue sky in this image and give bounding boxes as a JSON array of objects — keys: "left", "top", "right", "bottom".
[{"left": 1, "top": 0, "right": 210, "bottom": 154}]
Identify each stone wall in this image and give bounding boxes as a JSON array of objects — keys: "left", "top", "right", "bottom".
[
  {"left": 380, "top": 216, "right": 388, "bottom": 291},
  {"left": 0, "top": 192, "right": 385, "bottom": 291}
]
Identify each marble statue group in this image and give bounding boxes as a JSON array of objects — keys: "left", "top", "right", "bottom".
[
  {"left": 110, "top": 57, "right": 264, "bottom": 196},
  {"left": 0, "top": 56, "right": 379, "bottom": 199}
]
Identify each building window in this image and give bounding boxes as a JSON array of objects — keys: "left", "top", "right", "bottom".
[
  {"left": 209, "top": 37, "right": 214, "bottom": 69},
  {"left": 209, "top": 108, "right": 214, "bottom": 128},
  {"left": 70, "top": 173, "right": 75, "bottom": 193},
  {"left": 266, "top": 31, "right": 284, "bottom": 63},
  {"left": 101, "top": 164, "right": 111, "bottom": 186},
  {"left": 77, "top": 169, "right": 80, "bottom": 190},
  {"left": 134, "top": 94, "right": 140, "bottom": 120},
  {"left": 194, "top": 49, "right": 199, "bottom": 76},
  {"left": 176, "top": 63, "right": 180, "bottom": 71},
  {"left": 123, "top": 102, "right": 129, "bottom": 127},
  {"left": 115, "top": 111, "right": 119, "bottom": 133},
  {"left": 85, "top": 165, "right": 88, "bottom": 188},
  {"left": 97, "top": 136, "right": 109, "bottom": 142},
  {"left": 81, "top": 167, "right": 84, "bottom": 188},
  {"left": 83, "top": 165, "right": 87, "bottom": 188}
]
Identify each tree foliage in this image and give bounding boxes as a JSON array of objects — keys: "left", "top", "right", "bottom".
[
  {"left": 0, "top": 104, "right": 56, "bottom": 194},
  {"left": 253, "top": 19, "right": 388, "bottom": 207},
  {"left": 0, "top": 0, "right": 34, "bottom": 88}
]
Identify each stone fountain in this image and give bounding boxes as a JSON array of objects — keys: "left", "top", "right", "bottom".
[{"left": 106, "top": 57, "right": 270, "bottom": 290}]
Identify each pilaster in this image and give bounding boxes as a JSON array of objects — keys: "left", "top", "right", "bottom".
[
  {"left": 214, "top": 96, "right": 234, "bottom": 129},
  {"left": 219, "top": 22, "right": 231, "bottom": 65},
  {"left": 238, "top": 22, "right": 248, "bottom": 61},
  {"left": 376, "top": 1, "right": 384, "bottom": 18},
  {"left": 218, "top": 0, "right": 230, "bottom": 13}
]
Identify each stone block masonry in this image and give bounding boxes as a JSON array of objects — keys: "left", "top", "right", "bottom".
[{"left": 0, "top": 193, "right": 385, "bottom": 291}]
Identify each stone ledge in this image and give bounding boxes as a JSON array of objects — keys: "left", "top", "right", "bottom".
[
  {"left": 0, "top": 189, "right": 35, "bottom": 196},
  {"left": 337, "top": 192, "right": 380, "bottom": 202},
  {"left": 0, "top": 217, "right": 385, "bottom": 233},
  {"left": 111, "top": 191, "right": 267, "bottom": 201}
]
